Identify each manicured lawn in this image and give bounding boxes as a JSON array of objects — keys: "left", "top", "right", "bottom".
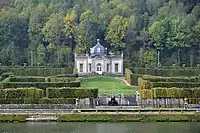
[{"left": 80, "top": 76, "right": 137, "bottom": 95}]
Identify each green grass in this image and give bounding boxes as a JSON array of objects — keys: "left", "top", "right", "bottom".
[{"left": 80, "top": 76, "right": 137, "bottom": 95}]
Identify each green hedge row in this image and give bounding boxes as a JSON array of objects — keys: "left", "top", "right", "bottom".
[
  {"left": 0, "top": 72, "right": 14, "bottom": 81},
  {"left": 138, "top": 75, "right": 200, "bottom": 90},
  {"left": 141, "top": 75, "right": 200, "bottom": 82},
  {"left": 58, "top": 113, "right": 200, "bottom": 122},
  {"left": 46, "top": 87, "right": 98, "bottom": 98},
  {"left": 47, "top": 77, "right": 76, "bottom": 83},
  {"left": 0, "top": 81, "right": 81, "bottom": 89},
  {"left": 125, "top": 68, "right": 142, "bottom": 85},
  {"left": 152, "top": 87, "right": 200, "bottom": 98},
  {"left": 9, "top": 76, "right": 45, "bottom": 82},
  {"left": 38, "top": 97, "right": 75, "bottom": 104},
  {"left": 0, "top": 67, "right": 73, "bottom": 76},
  {"left": 140, "top": 89, "right": 152, "bottom": 99},
  {"left": 0, "top": 88, "right": 43, "bottom": 104},
  {"left": 153, "top": 82, "right": 200, "bottom": 88},
  {"left": 131, "top": 67, "right": 200, "bottom": 77}
]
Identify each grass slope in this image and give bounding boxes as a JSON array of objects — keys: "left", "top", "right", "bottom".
[{"left": 80, "top": 76, "right": 137, "bottom": 95}]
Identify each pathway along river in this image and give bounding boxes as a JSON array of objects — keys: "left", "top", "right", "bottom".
[{"left": 0, "top": 122, "right": 200, "bottom": 133}]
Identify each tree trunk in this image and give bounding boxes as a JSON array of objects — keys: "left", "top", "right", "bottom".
[
  {"left": 189, "top": 47, "right": 194, "bottom": 67},
  {"left": 177, "top": 48, "right": 181, "bottom": 67}
]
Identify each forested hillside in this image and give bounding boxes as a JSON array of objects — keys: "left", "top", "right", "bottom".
[{"left": 0, "top": 0, "right": 200, "bottom": 68}]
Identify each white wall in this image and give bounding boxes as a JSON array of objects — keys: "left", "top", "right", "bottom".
[
  {"left": 76, "top": 60, "right": 87, "bottom": 73},
  {"left": 75, "top": 57, "right": 123, "bottom": 74},
  {"left": 111, "top": 59, "right": 123, "bottom": 74}
]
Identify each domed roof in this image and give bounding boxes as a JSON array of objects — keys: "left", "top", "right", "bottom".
[{"left": 90, "top": 39, "right": 107, "bottom": 56}]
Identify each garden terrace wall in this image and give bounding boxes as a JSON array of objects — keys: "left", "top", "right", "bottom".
[
  {"left": 0, "top": 81, "right": 81, "bottom": 89},
  {"left": 46, "top": 87, "right": 98, "bottom": 98},
  {"left": 131, "top": 67, "right": 200, "bottom": 77},
  {"left": 0, "top": 67, "right": 73, "bottom": 76}
]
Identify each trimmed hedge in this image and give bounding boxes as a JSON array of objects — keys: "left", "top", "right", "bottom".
[
  {"left": 138, "top": 77, "right": 152, "bottom": 90},
  {"left": 9, "top": 76, "right": 45, "bottom": 82},
  {"left": 38, "top": 97, "right": 75, "bottom": 104},
  {"left": 46, "top": 87, "right": 98, "bottom": 98},
  {"left": 131, "top": 67, "right": 200, "bottom": 77},
  {"left": 0, "top": 81, "right": 81, "bottom": 89},
  {"left": 57, "top": 113, "right": 200, "bottom": 122},
  {"left": 140, "top": 89, "right": 152, "bottom": 99},
  {"left": 141, "top": 75, "right": 200, "bottom": 82},
  {"left": 0, "top": 114, "right": 26, "bottom": 122},
  {"left": 0, "top": 72, "right": 14, "bottom": 81},
  {"left": 152, "top": 87, "right": 200, "bottom": 98},
  {"left": 125, "top": 68, "right": 142, "bottom": 85},
  {"left": 0, "top": 88, "right": 43, "bottom": 104},
  {"left": 48, "top": 77, "right": 76, "bottom": 83},
  {"left": 153, "top": 82, "right": 200, "bottom": 88},
  {"left": 138, "top": 75, "right": 200, "bottom": 90},
  {"left": 0, "top": 67, "right": 72, "bottom": 76}
]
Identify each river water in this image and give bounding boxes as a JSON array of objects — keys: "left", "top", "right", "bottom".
[{"left": 0, "top": 122, "right": 200, "bottom": 133}]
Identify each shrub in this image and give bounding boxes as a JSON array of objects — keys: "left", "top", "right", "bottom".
[
  {"left": 48, "top": 77, "right": 76, "bottom": 83},
  {"left": 55, "top": 74, "right": 78, "bottom": 78},
  {"left": 46, "top": 87, "right": 98, "bottom": 98},
  {"left": 153, "top": 82, "right": 200, "bottom": 88},
  {"left": 0, "top": 88, "right": 44, "bottom": 104},
  {"left": 131, "top": 67, "right": 200, "bottom": 77},
  {"left": 0, "top": 114, "right": 26, "bottom": 122},
  {"left": 140, "top": 89, "right": 152, "bottom": 99},
  {"left": 141, "top": 75, "right": 200, "bottom": 83},
  {"left": 125, "top": 68, "right": 142, "bottom": 85},
  {"left": 38, "top": 97, "right": 75, "bottom": 104},
  {"left": 138, "top": 75, "right": 200, "bottom": 90},
  {"left": 152, "top": 87, "right": 200, "bottom": 98},
  {"left": 9, "top": 76, "right": 45, "bottom": 82},
  {"left": 0, "top": 67, "right": 73, "bottom": 76},
  {"left": 57, "top": 113, "right": 200, "bottom": 122},
  {"left": 1, "top": 72, "right": 13, "bottom": 81},
  {"left": 138, "top": 77, "right": 152, "bottom": 90},
  {"left": 0, "top": 81, "right": 81, "bottom": 89}
]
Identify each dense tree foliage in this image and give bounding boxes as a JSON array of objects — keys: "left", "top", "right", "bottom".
[{"left": 0, "top": 0, "right": 200, "bottom": 67}]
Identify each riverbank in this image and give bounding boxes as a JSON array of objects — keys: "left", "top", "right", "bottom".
[{"left": 1, "top": 112, "right": 200, "bottom": 122}]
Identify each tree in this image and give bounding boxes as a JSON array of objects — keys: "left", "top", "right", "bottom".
[
  {"left": 106, "top": 15, "right": 128, "bottom": 52},
  {"left": 76, "top": 10, "right": 103, "bottom": 53},
  {"left": 166, "top": 16, "right": 191, "bottom": 66},
  {"left": 148, "top": 18, "right": 169, "bottom": 47},
  {"left": 42, "top": 13, "right": 65, "bottom": 46},
  {"left": 0, "top": 9, "right": 28, "bottom": 65},
  {"left": 63, "top": 10, "right": 77, "bottom": 51},
  {"left": 36, "top": 43, "right": 46, "bottom": 66}
]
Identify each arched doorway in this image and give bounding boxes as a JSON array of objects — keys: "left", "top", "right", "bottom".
[{"left": 96, "top": 63, "right": 102, "bottom": 74}]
